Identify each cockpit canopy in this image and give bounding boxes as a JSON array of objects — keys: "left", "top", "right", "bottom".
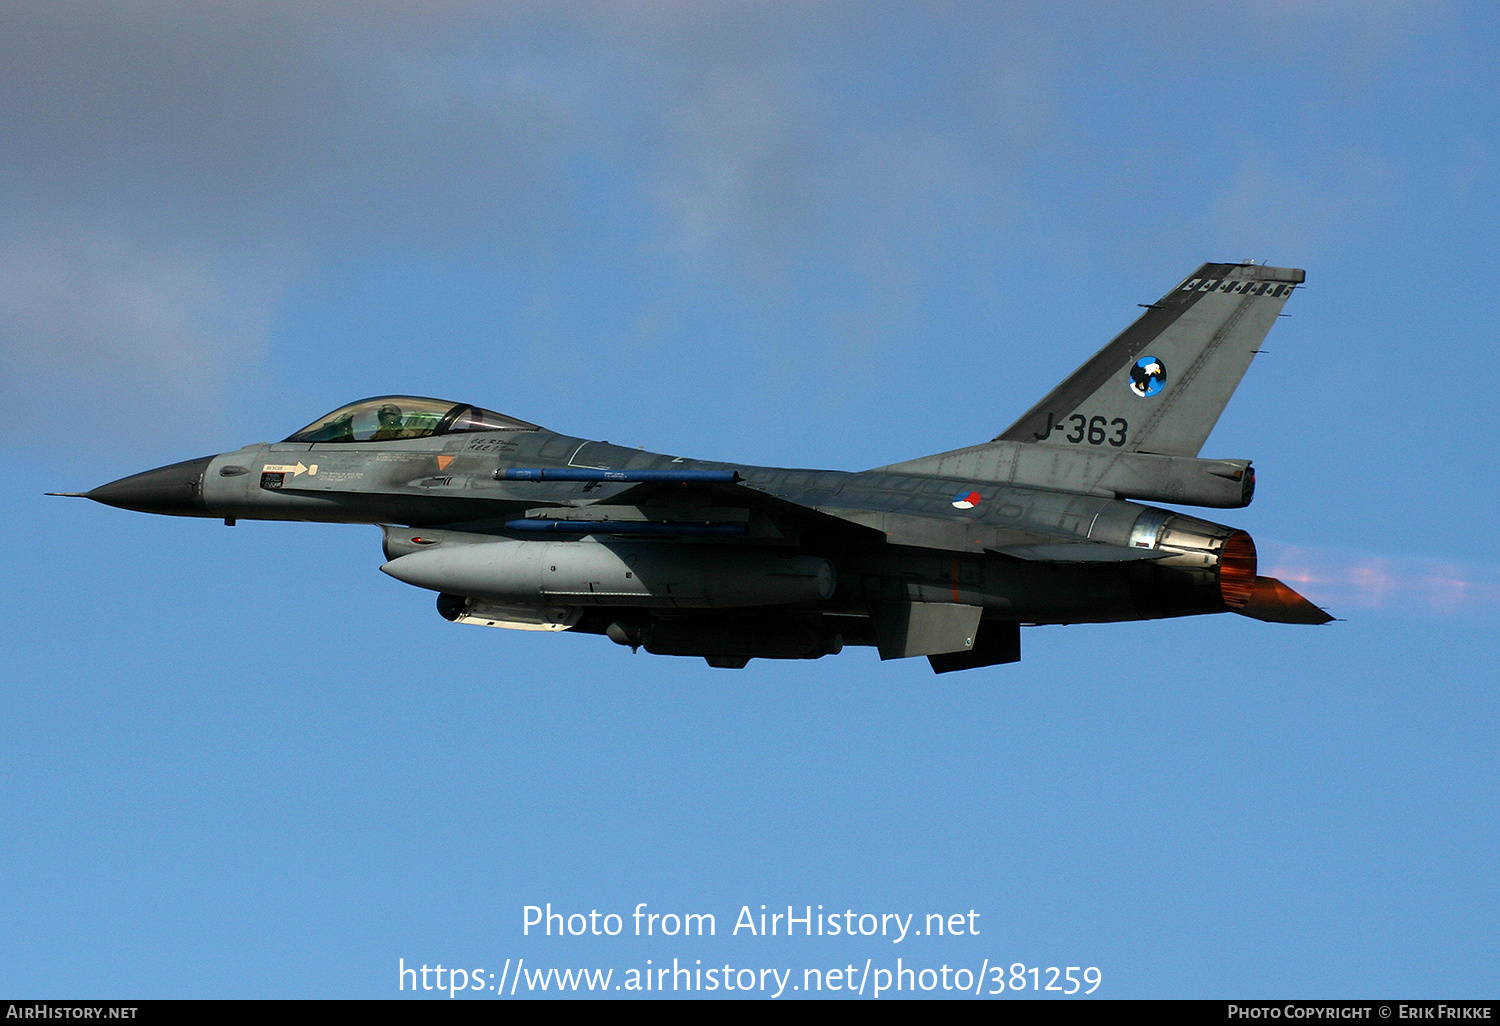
[{"left": 285, "top": 396, "right": 540, "bottom": 443}]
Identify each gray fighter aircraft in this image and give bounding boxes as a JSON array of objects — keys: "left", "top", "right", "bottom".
[{"left": 59, "top": 261, "right": 1331, "bottom": 671}]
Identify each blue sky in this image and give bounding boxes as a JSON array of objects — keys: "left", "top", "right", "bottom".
[{"left": 3, "top": 1, "right": 1497, "bottom": 999}]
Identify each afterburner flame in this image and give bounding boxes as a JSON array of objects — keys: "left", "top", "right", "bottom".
[
  {"left": 1260, "top": 542, "right": 1500, "bottom": 616},
  {"left": 1219, "top": 531, "right": 1258, "bottom": 609}
]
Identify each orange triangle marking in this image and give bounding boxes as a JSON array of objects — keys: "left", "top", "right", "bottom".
[{"left": 436, "top": 455, "right": 454, "bottom": 471}]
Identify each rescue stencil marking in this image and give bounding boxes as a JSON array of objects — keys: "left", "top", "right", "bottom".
[{"left": 262, "top": 462, "right": 318, "bottom": 476}]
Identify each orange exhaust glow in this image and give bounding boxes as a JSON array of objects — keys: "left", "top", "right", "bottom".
[{"left": 1219, "top": 530, "right": 1258, "bottom": 609}]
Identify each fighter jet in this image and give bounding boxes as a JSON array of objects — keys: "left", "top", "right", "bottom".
[{"left": 58, "top": 261, "right": 1332, "bottom": 671}]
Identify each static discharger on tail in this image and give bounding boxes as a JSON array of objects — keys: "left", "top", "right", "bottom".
[{"left": 55, "top": 261, "right": 1332, "bottom": 671}]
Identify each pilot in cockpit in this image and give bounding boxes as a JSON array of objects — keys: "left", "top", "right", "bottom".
[
  {"left": 371, "top": 403, "right": 405, "bottom": 441},
  {"left": 284, "top": 396, "right": 540, "bottom": 444}
]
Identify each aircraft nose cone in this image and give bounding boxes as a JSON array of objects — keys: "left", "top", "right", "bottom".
[{"left": 86, "top": 455, "right": 216, "bottom": 516}]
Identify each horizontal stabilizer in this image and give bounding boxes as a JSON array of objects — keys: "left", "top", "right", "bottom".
[
  {"left": 994, "top": 543, "right": 1174, "bottom": 563},
  {"left": 1235, "top": 576, "right": 1334, "bottom": 624},
  {"left": 873, "top": 443, "right": 1254, "bottom": 509}
]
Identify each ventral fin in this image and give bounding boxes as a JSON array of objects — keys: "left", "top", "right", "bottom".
[{"left": 1235, "top": 576, "right": 1334, "bottom": 625}]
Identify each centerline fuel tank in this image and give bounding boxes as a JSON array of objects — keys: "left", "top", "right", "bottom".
[{"left": 381, "top": 537, "right": 835, "bottom": 609}]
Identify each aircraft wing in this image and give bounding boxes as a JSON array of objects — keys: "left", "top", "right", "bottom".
[{"left": 492, "top": 474, "right": 889, "bottom": 544}]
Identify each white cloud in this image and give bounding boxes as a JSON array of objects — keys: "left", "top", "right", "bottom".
[
  {"left": 1208, "top": 137, "right": 1404, "bottom": 258},
  {"left": 0, "top": 219, "right": 287, "bottom": 442},
  {"left": 6, "top": 0, "right": 1468, "bottom": 453}
]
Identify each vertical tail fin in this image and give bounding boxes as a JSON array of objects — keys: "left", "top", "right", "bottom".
[{"left": 996, "top": 262, "right": 1303, "bottom": 457}]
